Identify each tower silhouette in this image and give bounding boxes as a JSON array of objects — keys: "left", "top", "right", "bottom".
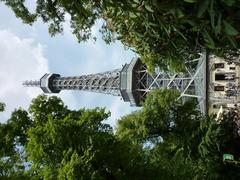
[{"left": 24, "top": 53, "right": 207, "bottom": 114}]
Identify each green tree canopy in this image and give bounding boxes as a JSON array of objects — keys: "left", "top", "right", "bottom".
[
  {"left": 117, "top": 89, "right": 201, "bottom": 148},
  {"left": 0, "top": 95, "right": 145, "bottom": 179},
  {"left": 116, "top": 89, "right": 240, "bottom": 179},
  {"left": 25, "top": 95, "right": 136, "bottom": 179},
  {"left": 1, "top": 0, "right": 240, "bottom": 70},
  {"left": 0, "top": 107, "right": 31, "bottom": 179},
  {"left": 1, "top": 91, "right": 240, "bottom": 179}
]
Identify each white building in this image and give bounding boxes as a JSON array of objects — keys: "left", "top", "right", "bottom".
[{"left": 208, "top": 55, "right": 240, "bottom": 115}]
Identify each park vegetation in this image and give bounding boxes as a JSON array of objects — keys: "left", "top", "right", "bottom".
[
  {"left": 0, "top": 91, "right": 240, "bottom": 179},
  {"left": 1, "top": 0, "right": 240, "bottom": 70},
  {"left": 1, "top": 0, "right": 240, "bottom": 179}
]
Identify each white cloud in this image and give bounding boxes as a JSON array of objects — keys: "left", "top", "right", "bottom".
[{"left": 0, "top": 30, "right": 49, "bottom": 122}]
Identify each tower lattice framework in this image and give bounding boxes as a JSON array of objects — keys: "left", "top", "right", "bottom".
[
  {"left": 24, "top": 53, "right": 207, "bottom": 114},
  {"left": 134, "top": 52, "right": 207, "bottom": 114},
  {"left": 53, "top": 69, "right": 121, "bottom": 96}
]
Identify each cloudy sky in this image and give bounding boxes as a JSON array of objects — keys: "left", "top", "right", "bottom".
[{"left": 0, "top": 3, "right": 138, "bottom": 127}]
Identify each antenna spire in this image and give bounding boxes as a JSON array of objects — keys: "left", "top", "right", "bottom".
[{"left": 22, "top": 80, "right": 40, "bottom": 87}]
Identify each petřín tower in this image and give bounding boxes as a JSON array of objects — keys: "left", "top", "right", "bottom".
[{"left": 24, "top": 53, "right": 207, "bottom": 114}]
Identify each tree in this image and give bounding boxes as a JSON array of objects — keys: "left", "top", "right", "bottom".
[
  {"left": 0, "top": 106, "right": 31, "bottom": 179},
  {"left": 117, "top": 89, "right": 201, "bottom": 147},
  {"left": 103, "top": 0, "right": 240, "bottom": 70},
  {"left": 0, "top": 95, "right": 148, "bottom": 179},
  {"left": 116, "top": 89, "right": 240, "bottom": 179},
  {"left": 1, "top": 92, "right": 240, "bottom": 179},
  {"left": 0, "top": 95, "right": 146, "bottom": 179},
  {"left": 0, "top": 0, "right": 102, "bottom": 42},
  {"left": 0, "top": 102, "right": 5, "bottom": 112},
  {"left": 116, "top": 89, "right": 202, "bottom": 178},
  {"left": 1, "top": 0, "right": 240, "bottom": 70},
  {"left": 26, "top": 95, "right": 127, "bottom": 179}
]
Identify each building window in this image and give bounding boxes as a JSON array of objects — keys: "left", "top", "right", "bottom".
[
  {"left": 215, "top": 74, "right": 235, "bottom": 81},
  {"left": 214, "top": 86, "right": 224, "bottom": 91},
  {"left": 230, "top": 66, "right": 236, "bottom": 70},
  {"left": 215, "top": 74, "right": 225, "bottom": 80},
  {"left": 215, "top": 63, "right": 224, "bottom": 69}
]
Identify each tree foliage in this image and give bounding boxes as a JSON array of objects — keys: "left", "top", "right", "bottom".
[
  {"left": 0, "top": 95, "right": 144, "bottom": 179},
  {"left": 1, "top": 91, "right": 240, "bottom": 179},
  {"left": 102, "top": 0, "right": 240, "bottom": 70},
  {"left": 117, "top": 90, "right": 201, "bottom": 147},
  {"left": 117, "top": 89, "right": 240, "bottom": 179},
  {"left": 25, "top": 95, "right": 137, "bottom": 179},
  {"left": 1, "top": 0, "right": 240, "bottom": 70},
  {"left": 0, "top": 102, "right": 5, "bottom": 112},
  {"left": 1, "top": 0, "right": 102, "bottom": 42},
  {"left": 0, "top": 108, "right": 31, "bottom": 179}
]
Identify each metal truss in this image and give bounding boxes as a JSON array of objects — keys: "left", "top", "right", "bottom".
[
  {"left": 135, "top": 52, "right": 207, "bottom": 114},
  {"left": 23, "top": 80, "right": 40, "bottom": 87},
  {"left": 52, "top": 69, "right": 121, "bottom": 96},
  {"left": 23, "top": 54, "right": 207, "bottom": 114}
]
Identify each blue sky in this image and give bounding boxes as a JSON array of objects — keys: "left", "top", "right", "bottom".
[{"left": 0, "top": 3, "right": 139, "bottom": 127}]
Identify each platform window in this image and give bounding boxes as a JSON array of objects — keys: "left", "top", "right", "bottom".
[
  {"left": 215, "top": 74, "right": 225, "bottom": 80},
  {"left": 215, "top": 63, "right": 224, "bottom": 69},
  {"left": 214, "top": 86, "right": 224, "bottom": 91}
]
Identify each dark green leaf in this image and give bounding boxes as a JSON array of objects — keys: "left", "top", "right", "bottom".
[
  {"left": 209, "top": 0, "right": 215, "bottom": 28},
  {"left": 226, "top": 35, "right": 238, "bottom": 48},
  {"left": 214, "top": 13, "right": 222, "bottom": 35},
  {"left": 222, "top": 0, "right": 236, "bottom": 6},
  {"left": 129, "top": 12, "right": 137, "bottom": 18},
  {"left": 176, "top": 8, "right": 185, "bottom": 18},
  {"left": 223, "top": 20, "right": 239, "bottom": 36},
  {"left": 184, "top": 0, "right": 197, "bottom": 3},
  {"left": 185, "top": 20, "right": 196, "bottom": 26},
  {"left": 197, "top": 0, "right": 210, "bottom": 18},
  {"left": 133, "top": 0, "right": 140, "bottom": 3},
  {"left": 174, "top": 27, "right": 187, "bottom": 41},
  {"left": 145, "top": 5, "right": 153, "bottom": 12},
  {"left": 202, "top": 30, "right": 215, "bottom": 48}
]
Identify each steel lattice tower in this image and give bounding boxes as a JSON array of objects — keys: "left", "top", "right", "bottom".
[{"left": 24, "top": 52, "right": 207, "bottom": 114}]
